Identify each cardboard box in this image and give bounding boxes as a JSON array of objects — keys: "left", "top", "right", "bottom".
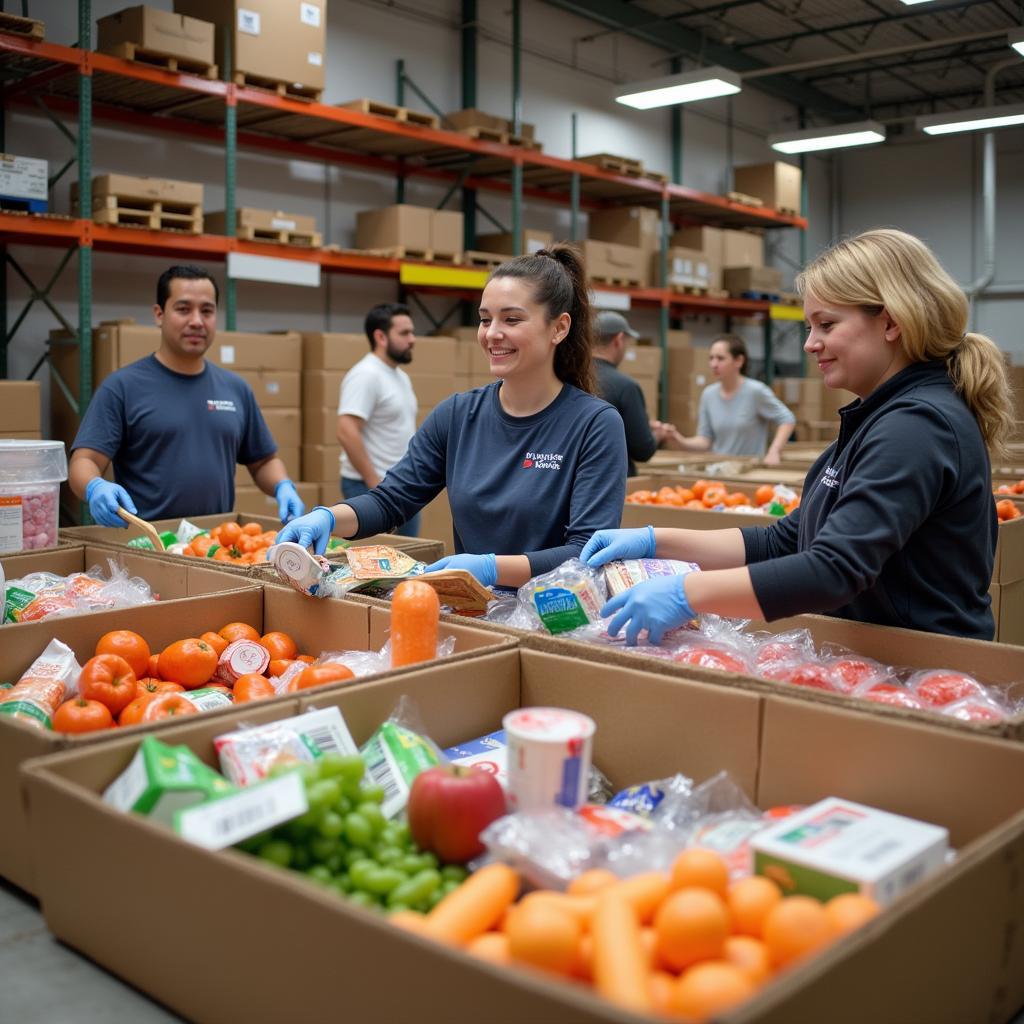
[
  {"left": 81, "top": 173, "right": 203, "bottom": 206},
  {"left": 208, "top": 331, "right": 302, "bottom": 372},
  {"left": 734, "top": 161, "right": 802, "bottom": 213},
  {"left": 409, "top": 374, "right": 457, "bottom": 410},
  {"left": 302, "top": 333, "right": 369, "bottom": 373},
  {"left": 661, "top": 245, "right": 721, "bottom": 291},
  {"left": 990, "top": 579, "right": 1024, "bottom": 645},
  {"left": 0, "top": 380, "right": 41, "bottom": 433},
  {"left": 636, "top": 376, "right": 658, "bottom": 414},
  {"left": 232, "top": 482, "right": 318, "bottom": 517},
  {"left": 21, "top": 646, "right": 1024, "bottom": 1023},
  {"left": 205, "top": 207, "right": 318, "bottom": 236},
  {"left": 580, "top": 239, "right": 647, "bottom": 285},
  {"left": 234, "top": 446, "right": 300, "bottom": 487},
  {"left": 621, "top": 344, "right": 662, "bottom": 378},
  {"left": 667, "top": 329, "right": 693, "bottom": 349},
  {"left": 475, "top": 229, "right": 553, "bottom": 256},
  {"left": 724, "top": 266, "right": 785, "bottom": 295},
  {"left": 97, "top": 5, "right": 215, "bottom": 65},
  {"left": 302, "top": 443, "right": 342, "bottom": 483},
  {"left": 355, "top": 205, "right": 432, "bottom": 254},
  {"left": 431, "top": 210, "right": 463, "bottom": 258},
  {"left": 721, "top": 228, "right": 765, "bottom": 269},
  {"left": 259, "top": 408, "right": 301, "bottom": 448},
  {"left": 302, "top": 407, "right": 338, "bottom": 445},
  {"left": 671, "top": 225, "right": 723, "bottom": 264},
  {"left": 173, "top": 0, "right": 326, "bottom": 92},
  {"left": 409, "top": 336, "right": 457, "bottom": 375},
  {"left": 0, "top": 153, "right": 47, "bottom": 206},
  {"left": 443, "top": 108, "right": 534, "bottom": 140},
  {"left": 303, "top": 368, "right": 345, "bottom": 409},
  {"left": 588, "top": 206, "right": 661, "bottom": 254},
  {"left": 234, "top": 369, "right": 300, "bottom": 408}
]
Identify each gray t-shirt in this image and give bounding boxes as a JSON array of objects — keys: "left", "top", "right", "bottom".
[{"left": 697, "top": 378, "right": 796, "bottom": 457}]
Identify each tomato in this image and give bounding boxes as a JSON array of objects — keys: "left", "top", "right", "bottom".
[
  {"left": 267, "top": 659, "right": 294, "bottom": 677},
  {"left": 157, "top": 638, "right": 218, "bottom": 689},
  {"left": 53, "top": 698, "right": 115, "bottom": 733},
  {"left": 200, "top": 631, "right": 229, "bottom": 657},
  {"left": 190, "top": 535, "right": 216, "bottom": 557},
  {"left": 754, "top": 485, "right": 775, "bottom": 507},
  {"left": 147, "top": 654, "right": 162, "bottom": 679},
  {"left": 296, "top": 654, "right": 315, "bottom": 664},
  {"left": 79, "top": 654, "right": 137, "bottom": 715},
  {"left": 233, "top": 673, "right": 276, "bottom": 702},
  {"left": 118, "top": 695, "right": 155, "bottom": 727},
  {"left": 674, "top": 648, "right": 747, "bottom": 674},
  {"left": 913, "top": 671, "right": 985, "bottom": 707},
  {"left": 762, "top": 661, "right": 834, "bottom": 691},
  {"left": 135, "top": 678, "right": 183, "bottom": 699},
  {"left": 858, "top": 683, "right": 924, "bottom": 709},
  {"left": 141, "top": 692, "right": 200, "bottom": 721},
  {"left": 95, "top": 630, "right": 151, "bottom": 678},
  {"left": 260, "top": 631, "right": 298, "bottom": 661},
  {"left": 218, "top": 621, "right": 261, "bottom": 644},
  {"left": 242, "top": 521, "right": 262, "bottom": 537},
  {"left": 219, "top": 521, "right": 242, "bottom": 545},
  {"left": 285, "top": 663, "right": 356, "bottom": 692}
]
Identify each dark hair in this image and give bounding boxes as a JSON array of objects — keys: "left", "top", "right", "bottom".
[
  {"left": 364, "top": 302, "right": 412, "bottom": 350},
  {"left": 156, "top": 265, "right": 219, "bottom": 309},
  {"left": 489, "top": 244, "right": 595, "bottom": 394},
  {"left": 712, "top": 333, "right": 749, "bottom": 375}
]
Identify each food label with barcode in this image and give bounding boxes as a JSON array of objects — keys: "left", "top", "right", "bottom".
[
  {"left": 359, "top": 721, "right": 441, "bottom": 820},
  {"left": 175, "top": 773, "right": 308, "bottom": 850}
]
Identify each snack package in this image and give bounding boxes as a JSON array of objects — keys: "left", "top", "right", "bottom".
[
  {"left": 603, "top": 558, "right": 699, "bottom": 598},
  {"left": 268, "top": 541, "right": 426, "bottom": 599},
  {"left": 0, "top": 639, "right": 81, "bottom": 729},
  {"left": 518, "top": 559, "right": 607, "bottom": 635},
  {"left": 215, "top": 706, "right": 359, "bottom": 786}
]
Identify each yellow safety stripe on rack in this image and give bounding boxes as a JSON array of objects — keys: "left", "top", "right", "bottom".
[
  {"left": 399, "top": 263, "right": 490, "bottom": 289},
  {"left": 769, "top": 303, "right": 805, "bottom": 321}
]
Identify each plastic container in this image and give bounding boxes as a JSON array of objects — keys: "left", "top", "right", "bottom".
[{"left": 0, "top": 440, "right": 68, "bottom": 553}]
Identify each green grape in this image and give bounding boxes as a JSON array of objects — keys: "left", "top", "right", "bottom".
[
  {"left": 257, "top": 839, "right": 293, "bottom": 868},
  {"left": 440, "top": 878, "right": 461, "bottom": 896},
  {"left": 333, "top": 872, "right": 354, "bottom": 893},
  {"left": 317, "top": 810, "right": 346, "bottom": 840},
  {"left": 376, "top": 847, "right": 403, "bottom": 867},
  {"left": 440, "top": 864, "right": 469, "bottom": 884},
  {"left": 349, "top": 858, "right": 380, "bottom": 891},
  {"left": 298, "top": 763, "right": 321, "bottom": 785},
  {"left": 358, "top": 783, "right": 387, "bottom": 805},
  {"left": 320, "top": 754, "right": 366, "bottom": 785},
  {"left": 387, "top": 902, "right": 411, "bottom": 914},
  {"left": 344, "top": 812, "right": 373, "bottom": 848},
  {"left": 284, "top": 820, "right": 312, "bottom": 842},
  {"left": 344, "top": 848, "right": 368, "bottom": 869},
  {"left": 335, "top": 795, "right": 354, "bottom": 817},
  {"left": 347, "top": 890, "right": 377, "bottom": 910},
  {"left": 325, "top": 852, "right": 345, "bottom": 875},
  {"left": 396, "top": 854, "right": 425, "bottom": 875},
  {"left": 306, "top": 865, "right": 333, "bottom": 886},
  {"left": 387, "top": 868, "right": 441, "bottom": 908},
  {"left": 357, "top": 802, "right": 386, "bottom": 834},
  {"left": 291, "top": 846, "right": 311, "bottom": 870},
  {"left": 307, "top": 779, "right": 341, "bottom": 811},
  {"left": 424, "top": 886, "right": 445, "bottom": 910},
  {"left": 309, "top": 836, "right": 339, "bottom": 862},
  {"left": 364, "top": 867, "right": 405, "bottom": 895},
  {"left": 390, "top": 821, "right": 412, "bottom": 846},
  {"left": 419, "top": 851, "right": 440, "bottom": 870}
]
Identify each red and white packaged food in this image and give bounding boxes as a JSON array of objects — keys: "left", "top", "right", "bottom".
[
  {"left": 853, "top": 681, "right": 926, "bottom": 710},
  {"left": 939, "top": 695, "right": 1009, "bottom": 723},
  {"left": 760, "top": 659, "right": 838, "bottom": 693},
  {"left": 822, "top": 654, "right": 892, "bottom": 695},
  {"left": 672, "top": 641, "right": 750, "bottom": 674},
  {"left": 213, "top": 639, "right": 270, "bottom": 686},
  {"left": 749, "top": 628, "right": 816, "bottom": 672},
  {"left": 907, "top": 669, "right": 988, "bottom": 708}
]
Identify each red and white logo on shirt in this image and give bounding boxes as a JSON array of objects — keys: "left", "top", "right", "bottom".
[
  {"left": 207, "top": 399, "right": 238, "bottom": 413},
  {"left": 522, "top": 450, "right": 563, "bottom": 470}
]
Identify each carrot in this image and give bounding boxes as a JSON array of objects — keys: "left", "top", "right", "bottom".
[
  {"left": 591, "top": 890, "right": 654, "bottom": 1013},
  {"left": 390, "top": 579, "right": 440, "bottom": 668},
  {"left": 389, "top": 910, "right": 427, "bottom": 934},
  {"left": 517, "top": 890, "right": 597, "bottom": 927},
  {"left": 424, "top": 863, "right": 519, "bottom": 945},
  {"left": 614, "top": 871, "right": 671, "bottom": 924}
]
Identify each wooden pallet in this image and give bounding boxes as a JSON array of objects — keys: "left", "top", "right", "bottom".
[
  {"left": 589, "top": 274, "right": 643, "bottom": 288},
  {"left": 339, "top": 98, "right": 440, "bottom": 129},
  {"left": 430, "top": 250, "right": 462, "bottom": 265},
  {"left": 455, "top": 125, "right": 538, "bottom": 149},
  {"left": 232, "top": 70, "right": 321, "bottom": 102},
  {"left": 727, "top": 190, "right": 764, "bottom": 208},
  {"left": 578, "top": 153, "right": 644, "bottom": 176},
  {"left": 358, "top": 246, "right": 433, "bottom": 261},
  {"left": 234, "top": 224, "right": 322, "bottom": 247},
  {"left": 462, "top": 250, "right": 506, "bottom": 269},
  {"left": 99, "top": 41, "right": 218, "bottom": 79},
  {"left": 669, "top": 284, "right": 729, "bottom": 298},
  {"left": 0, "top": 11, "right": 44, "bottom": 41},
  {"left": 776, "top": 206, "right": 800, "bottom": 218},
  {"left": 777, "top": 291, "right": 801, "bottom": 306},
  {"left": 83, "top": 194, "right": 202, "bottom": 234}
]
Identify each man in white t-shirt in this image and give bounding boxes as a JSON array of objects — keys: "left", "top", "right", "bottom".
[{"left": 336, "top": 302, "right": 420, "bottom": 536}]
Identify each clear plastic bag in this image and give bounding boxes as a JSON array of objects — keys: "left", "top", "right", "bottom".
[
  {"left": 518, "top": 558, "right": 607, "bottom": 635},
  {"left": 0, "top": 638, "right": 81, "bottom": 729}
]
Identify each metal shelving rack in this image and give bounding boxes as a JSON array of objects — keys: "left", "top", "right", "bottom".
[{"left": 0, "top": 0, "right": 807, "bottom": 428}]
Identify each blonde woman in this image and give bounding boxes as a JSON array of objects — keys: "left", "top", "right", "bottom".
[{"left": 581, "top": 229, "right": 1013, "bottom": 642}]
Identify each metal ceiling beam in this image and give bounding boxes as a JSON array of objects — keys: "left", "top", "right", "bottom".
[
  {"left": 805, "top": 43, "right": 1015, "bottom": 84},
  {"left": 732, "top": 0, "right": 998, "bottom": 53},
  {"left": 541, "top": 0, "right": 859, "bottom": 118},
  {"left": 578, "top": 0, "right": 762, "bottom": 42}
]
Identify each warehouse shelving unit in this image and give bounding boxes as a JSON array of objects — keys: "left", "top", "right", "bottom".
[{"left": 0, "top": 4, "right": 806, "bottom": 428}]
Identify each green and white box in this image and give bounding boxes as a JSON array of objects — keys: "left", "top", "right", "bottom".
[{"left": 751, "top": 797, "right": 948, "bottom": 906}]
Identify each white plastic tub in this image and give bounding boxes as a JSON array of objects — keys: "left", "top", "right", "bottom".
[{"left": 0, "top": 440, "right": 69, "bottom": 553}]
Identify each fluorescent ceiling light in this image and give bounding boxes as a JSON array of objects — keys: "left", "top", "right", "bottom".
[
  {"left": 916, "top": 103, "right": 1024, "bottom": 135},
  {"left": 768, "top": 120, "right": 886, "bottom": 154},
  {"left": 1010, "top": 28, "right": 1024, "bottom": 57},
  {"left": 615, "top": 66, "right": 742, "bottom": 109},
  {"left": 899, "top": 1, "right": 937, "bottom": 5}
]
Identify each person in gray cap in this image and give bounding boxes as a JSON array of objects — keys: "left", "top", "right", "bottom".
[{"left": 593, "top": 310, "right": 668, "bottom": 475}]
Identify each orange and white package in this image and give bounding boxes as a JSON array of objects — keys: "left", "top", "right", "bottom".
[{"left": 0, "top": 639, "right": 82, "bottom": 730}]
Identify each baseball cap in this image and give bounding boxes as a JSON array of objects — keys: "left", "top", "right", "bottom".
[{"left": 596, "top": 310, "right": 639, "bottom": 340}]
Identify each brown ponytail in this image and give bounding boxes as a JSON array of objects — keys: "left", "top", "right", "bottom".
[{"left": 489, "top": 243, "right": 595, "bottom": 394}]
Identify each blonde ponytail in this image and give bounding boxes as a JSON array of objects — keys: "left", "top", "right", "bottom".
[{"left": 948, "top": 333, "right": 1015, "bottom": 459}]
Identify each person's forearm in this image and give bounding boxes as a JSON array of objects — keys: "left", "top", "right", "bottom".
[
  {"left": 494, "top": 555, "right": 533, "bottom": 588},
  {"left": 337, "top": 420, "right": 382, "bottom": 487},
  {"left": 327, "top": 502, "right": 361, "bottom": 539},
  {"left": 684, "top": 566, "right": 765, "bottom": 619},
  {"left": 765, "top": 422, "right": 795, "bottom": 460},
  {"left": 661, "top": 432, "right": 712, "bottom": 453},
  {"left": 68, "top": 451, "right": 105, "bottom": 500},
  {"left": 249, "top": 456, "right": 289, "bottom": 496},
  {"left": 653, "top": 526, "right": 747, "bottom": 570}
]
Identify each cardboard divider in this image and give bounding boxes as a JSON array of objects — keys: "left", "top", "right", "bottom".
[{"left": 19, "top": 647, "right": 1024, "bottom": 1023}]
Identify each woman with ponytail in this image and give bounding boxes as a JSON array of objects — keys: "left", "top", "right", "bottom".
[
  {"left": 580, "top": 229, "right": 1011, "bottom": 641},
  {"left": 279, "top": 244, "right": 627, "bottom": 588}
]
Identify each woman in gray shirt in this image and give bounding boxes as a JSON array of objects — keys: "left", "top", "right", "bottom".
[{"left": 665, "top": 335, "right": 795, "bottom": 464}]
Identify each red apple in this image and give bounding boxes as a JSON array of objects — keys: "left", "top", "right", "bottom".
[{"left": 407, "top": 764, "right": 507, "bottom": 864}]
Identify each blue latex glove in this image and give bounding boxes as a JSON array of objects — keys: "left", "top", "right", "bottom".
[
  {"left": 275, "top": 505, "right": 335, "bottom": 555},
  {"left": 580, "top": 526, "right": 656, "bottom": 568},
  {"left": 602, "top": 573, "right": 695, "bottom": 646},
  {"left": 275, "top": 479, "right": 305, "bottom": 523},
  {"left": 85, "top": 477, "right": 137, "bottom": 528},
  {"left": 426, "top": 553, "right": 498, "bottom": 589}
]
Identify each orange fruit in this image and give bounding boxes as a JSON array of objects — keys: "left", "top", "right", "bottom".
[
  {"left": 200, "top": 630, "right": 229, "bottom": 657},
  {"left": 754, "top": 484, "right": 775, "bottom": 506},
  {"left": 296, "top": 654, "right": 315, "bottom": 664},
  {"left": 505, "top": 900, "right": 582, "bottom": 976},
  {"left": 157, "top": 638, "right": 218, "bottom": 689},
  {"left": 268, "top": 658, "right": 295, "bottom": 678},
  {"left": 692, "top": 479, "right": 710, "bottom": 498},
  {"left": 219, "top": 521, "right": 242, "bottom": 545},
  {"left": 242, "top": 521, "right": 262, "bottom": 536},
  {"left": 466, "top": 931, "right": 511, "bottom": 966},
  {"left": 672, "top": 961, "right": 756, "bottom": 1021},
  {"left": 726, "top": 876, "right": 783, "bottom": 938},
  {"left": 567, "top": 868, "right": 619, "bottom": 896},
  {"left": 286, "top": 663, "right": 356, "bottom": 691},
  {"left": 670, "top": 849, "right": 730, "bottom": 898},
  {"left": 649, "top": 970, "right": 677, "bottom": 1016},
  {"left": 725, "top": 491, "right": 748, "bottom": 507},
  {"left": 702, "top": 487, "right": 728, "bottom": 508},
  {"left": 261, "top": 631, "right": 298, "bottom": 661},
  {"left": 824, "top": 893, "right": 879, "bottom": 937},
  {"left": 233, "top": 673, "right": 276, "bottom": 703},
  {"left": 723, "top": 935, "right": 772, "bottom": 985},
  {"left": 653, "top": 887, "right": 730, "bottom": 972},
  {"left": 762, "top": 896, "right": 832, "bottom": 969},
  {"left": 95, "top": 630, "right": 151, "bottom": 679},
  {"left": 218, "top": 621, "right": 261, "bottom": 644},
  {"left": 147, "top": 653, "right": 162, "bottom": 678}
]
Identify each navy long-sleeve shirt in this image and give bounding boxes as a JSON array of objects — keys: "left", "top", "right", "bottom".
[
  {"left": 741, "top": 360, "right": 996, "bottom": 639},
  {"left": 345, "top": 382, "right": 628, "bottom": 574}
]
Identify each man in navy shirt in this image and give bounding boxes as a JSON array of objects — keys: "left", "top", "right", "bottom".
[{"left": 69, "top": 265, "right": 304, "bottom": 526}]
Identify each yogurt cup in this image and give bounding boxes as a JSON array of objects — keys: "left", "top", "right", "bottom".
[
  {"left": 267, "top": 542, "right": 330, "bottom": 595},
  {"left": 503, "top": 706, "right": 596, "bottom": 812}
]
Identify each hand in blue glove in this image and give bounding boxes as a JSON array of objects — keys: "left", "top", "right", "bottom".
[
  {"left": 85, "top": 477, "right": 137, "bottom": 528},
  {"left": 580, "top": 526, "right": 656, "bottom": 568},
  {"left": 602, "top": 573, "right": 695, "bottom": 646},
  {"left": 275, "top": 479, "right": 305, "bottom": 523},
  {"left": 426, "top": 553, "right": 498, "bottom": 589},
  {"left": 275, "top": 505, "right": 335, "bottom": 555}
]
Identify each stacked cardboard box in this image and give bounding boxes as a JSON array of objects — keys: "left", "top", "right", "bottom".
[
  {"left": 173, "top": 0, "right": 325, "bottom": 97},
  {"left": 205, "top": 207, "right": 321, "bottom": 246},
  {"left": 773, "top": 376, "right": 856, "bottom": 442},
  {"left": 444, "top": 108, "right": 536, "bottom": 143},
  {"left": 673, "top": 224, "right": 784, "bottom": 296},
  {"left": 71, "top": 174, "right": 204, "bottom": 233},
  {"left": 585, "top": 206, "right": 659, "bottom": 286},
  {"left": 355, "top": 204, "right": 464, "bottom": 261},
  {"left": 733, "top": 160, "right": 802, "bottom": 214},
  {"left": 660, "top": 245, "right": 719, "bottom": 292},
  {"left": 475, "top": 228, "right": 552, "bottom": 256},
  {"left": 97, "top": 6, "right": 216, "bottom": 70},
  {"left": 0, "top": 380, "right": 42, "bottom": 439},
  {"left": 664, "top": 331, "right": 705, "bottom": 434},
  {"left": 618, "top": 343, "right": 662, "bottom": 415}
]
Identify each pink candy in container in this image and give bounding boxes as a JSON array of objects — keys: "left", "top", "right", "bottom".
[{"left": 0, "top": 441, "right": 68, "bottom": 553}]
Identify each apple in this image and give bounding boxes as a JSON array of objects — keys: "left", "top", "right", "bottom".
[{"left": 407, "top": 764, "right": 507, "bottom": 864}]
